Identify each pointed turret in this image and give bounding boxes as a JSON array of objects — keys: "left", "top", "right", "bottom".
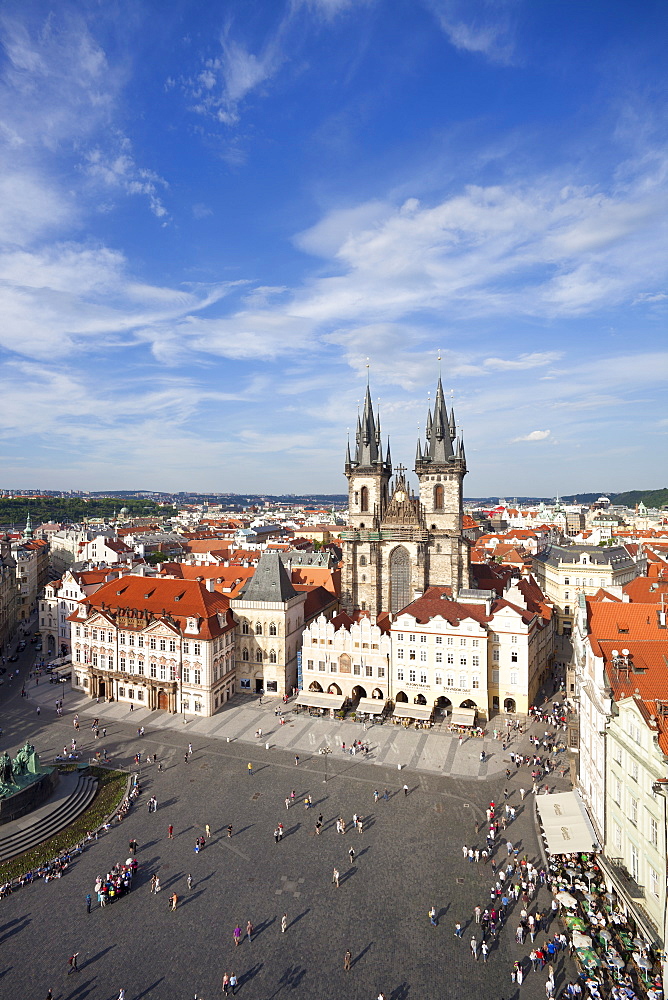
[
  {"left": 352, "top": 384, "right": 390, "bottom": 469},
  {"left": 449, "top": 406, "right": 456, "bottom": 441},
  {"left": 386, "top": 438, "right": 392, "bottom": 467},
  {"left": 415, "top": 437, "right": 422, "bottom": 464},
  {"left": 23, "top": 513, "right": 33, "bottom": 540},
  {"left": 422, "top": 377, "right": 454, "bottom": 465}
]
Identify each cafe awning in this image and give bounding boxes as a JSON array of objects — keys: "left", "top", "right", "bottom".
[
  {"left": 296, "top": 692, "right": 346, "bottom": 710},
  {"left": 535, "top": 791, "right": 598, "bottom": 855},
  {"left": 392, "top": 703, "right": 433, "bottom": 721},
  {"left": 450, "top": 707, "right": 477, "bottom": 727},
  {"left": 356, "top": 698, "right": 386, "bottom": 716}
]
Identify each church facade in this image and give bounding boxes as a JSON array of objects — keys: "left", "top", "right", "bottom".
[{"left": 341, "top": 379, "right": 470, "bottom": 616}]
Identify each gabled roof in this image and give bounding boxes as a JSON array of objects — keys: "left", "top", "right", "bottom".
[
  {"left": 237, "top": 550, "right": 297, "bottom": 603},
  {"left": 393, "top": 587, "right": 490, "bottom": 627}
]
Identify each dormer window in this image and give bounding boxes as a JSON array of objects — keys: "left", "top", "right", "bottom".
[{"left": 187, "top": 617, "right": 199, "bottom": 633}]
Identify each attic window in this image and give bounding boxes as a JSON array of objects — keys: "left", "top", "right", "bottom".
[
  {"left": 174, "top": 595, "right": 181, "bottom": 602},
  {"left": 617, "top": 627, "right": 629, "bottom": 634}
]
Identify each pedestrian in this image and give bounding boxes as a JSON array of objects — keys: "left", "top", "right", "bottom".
[
  {"left": 233, "top": 924, "right": 242, "bottom": 946},
  {"left": 85, "top": 893, "right": 92, "bottom": 913},
  {"left": 373, "top": 789, "right": 379, "bottom": 802},
  {"left": 348, "top": 847, "right": 356, "bottom": 865},
  {"left": 332, "top": 867, "right": 340, "bottom": 887},
  {"left": 168, "top": 824, "right": 173, "bottom": 839},
  {"left": 294, "top": 755, "right": 299, "bottom": 766},
  {"left": 118, "top": 991, "right": 125, "bottom": 1000},
  {"left": 187, "top": 873, "right": 193, "bottom": 889},
  {"left": 474, "top": 905, "right": 481, "bottom": 923},
  {"left": 454, "top": 922, "right": 463, "bottom": 938},
  {"left": 520, "top": 787, "right": 526, "bottom": 800},
  {"left": 222, "top": 973, "right": 230, "bottom": 995},
  {"left": 281, "top": 912, "right": 287, "bottom": 933},
  {"left": 285, "top": 796, "right": 291, "bottom": 810},
  {"left": 247, "top": 762, "right": 253, "bottom": 777},
  {"left": 343, "top": 949, "right": 352, "bottom": 972},
  {"left": 229, "top": 973, "right": 237, "bottom": 996},
  {"left": 470, "top": 936, "right": 478, "bottom": 960},
  {"left": 36, "top": 707, "right": 40, "bottom": 716},
  {"left": 227, "top": 825, "right": 233, "bottom": 838},
  {"left": 184, "top": 754, "right": 189, "bottom": 764},
  {"left": 67, "top": 953, "right": 79, "bottom": 975},
  {"left": 46, "top": 991, "right": 53, "bottom": 1000},
  {"left": 481, "top": 941, "right": 489, "bottom": 962},
  {"left": 169, "top": 893, "right": 178, "bottom": 911},
  {"left": 429, "top": 905, "right": 437, "bottom": 926},
  {"left": 403, "top": 783, "right": 409, "bottom": 796},
  {"left": 188, "top": 742, "right": 193, "bottom": 756},
  {"left": 246, "top": 919, "right": 254, "bottom": 942}
]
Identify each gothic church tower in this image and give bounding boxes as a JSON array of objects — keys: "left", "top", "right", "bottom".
[{"left": 342, "top": 377, "right": 470, "bottom": 617}]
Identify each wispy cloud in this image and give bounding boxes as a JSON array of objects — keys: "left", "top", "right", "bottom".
[
  {"left": 84, "top": 135, "right": 170, "bottom": 220},
  {"left": 426, "top": 0, "right": 517, "bottom": 66}
]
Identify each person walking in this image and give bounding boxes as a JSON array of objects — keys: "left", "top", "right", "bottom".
[
  {"left": 85, "top": 893, "right": 92, "bottom": 914},
  {"left": 403, "top": 783, "right": 409, "bottom": 796},
  {"left": 429, "top": 906, "right": 437, "bottom": 926},
  {"left": 274, "top": 827, "right": 280, "bottom": 844},
  {"left": 169, "top": 893, "right": 178, "bottom": 911},
  {"left": 373, "top": 789, "right": 379, "bottom": 803},
  {"left": 470, "top": 936, "right": 478, "bottom": 960},
  {"left": 222, "top": 973, "right": 230, "bottom": 995},
  {"left": 474, "top": 905, "right": 481, "bottom": 923},
  {"left": 332, "top": 867, "right": 340, "bottom": 888},
  {"left": 118, "top": 990, "right": 125, "bottom": 1000},
  {"left": 281, "top": 913, "right": 288, "bottom": 933},
  {"left": 383, "top": 788, "right": 389, "bottom": 801},
  {"left": 246, "top": 919, "right": 254, "bottom": 942},
  {"left": 168, "top": 824, "right": 173, "bottom": 839},
  {"left": 285, "top": 796, "right": 291, "bottom": 810},
  {"left": 205, "top": 823, "right": 211, "bottom": 839},
  {"left": 348, "top": 846, "right": 356, "bottom": 865},
  {"left": 67, "top": 953, "right": 79, "bottom": 975},
  {"left": 294, "top": 755, "right": 299, "bottom": 766},
  {"left": 454, "top": 922, "right": 463, "bottom": 938},
  {"left": 343, "top": 949, "right": 352, "bottom": 972},
  {"left": 229, "top": 973, "right": 238, "bottom": 996},
  {"left": 247, "top": 762, "right": 253, "bottom": 777},
  {"left": 227, "top": 825, "right": 233, "bottom": 837},
  {"left": 233, "top": 924, "right": 242, "bottom": 946},
  {"left": 481, "top": 941, "right": 489, "bottom": 962}
]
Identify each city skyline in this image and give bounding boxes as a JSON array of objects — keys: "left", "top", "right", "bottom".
[{"left": 0, "top": 0, "right": 666, "bottom": 494}]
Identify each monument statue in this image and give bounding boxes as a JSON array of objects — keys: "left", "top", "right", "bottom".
[{"left": 0, "top": 743, "right": 43, "bottom": 798}]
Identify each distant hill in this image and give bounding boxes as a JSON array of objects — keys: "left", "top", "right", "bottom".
[
  {"left": 611, "top": 488, "right": 668, "bottom": 509},
  {"left": 0, "top": 497, "right": 174, "bottom": 527}
]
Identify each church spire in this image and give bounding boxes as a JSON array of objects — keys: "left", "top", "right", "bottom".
[
  {"left": 347, "top": 382, "right": 392, "bottom": 473},
  {"left": 23, "top": 512, "right": 33, "bottom": 540},
  {"left": 423, "top": 376, "right": 454, "bottom": 464}
]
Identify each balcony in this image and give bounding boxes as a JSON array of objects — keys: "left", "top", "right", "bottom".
[{"left": 602, "top": 856, "right": 645, "bottom": 899}]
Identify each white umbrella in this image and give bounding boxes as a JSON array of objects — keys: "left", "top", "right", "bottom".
[
  {"left": 573, "top": 930, "right": 593, "bottom": 949},
  {"left": 556, "top": 890, "right": 578, "bottom": 908}
]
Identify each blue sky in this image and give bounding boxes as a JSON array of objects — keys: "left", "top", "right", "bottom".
[{"left": 0, "top": 0, "right": 666, "bottom": 497}]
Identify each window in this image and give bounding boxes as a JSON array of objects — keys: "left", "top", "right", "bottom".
[
  {"left": 459, "top": 673, "right": 467, "bottom": 688},
  {"left": 150, "top": 637, "right": 156, "bottom": 650},
  {"left": 75, "top": 650, "right": 81, "bottom": 663},
  {"left": 650, "top": 867, "right": 659, "bottom": 899},
  {"left": 397, "top": 633, "right": 404, "bottom": 641},
  {"left": 169, "top": 639, "right": 176, "bottom": 652},
  {"left": 446, "top": 674, "right": 454, "bottom": 687},
  {"left": 435, "top": 636, "right": 442, "bottom": 644},
  {"left": 137, "top": 660, "right": 144, "bottom": 674},
  {"left": 564, "top": 592, "right": 569, "bottom": 600},
  {"left": 459, "top": 656, "right": 467, "bottom": 667},
  {"left": 447, "top": 637, "right": 453, "bottom": 645},
  {"left": 397, "top": 668, "right": 404, "bottom": 681},
  {"left": 365, "top": 665, "right": 373, "bottom": 677},
  {"left": 630, "top": 845, "right": 639, "bottom": 882},
  {"left": 650, "top": 817, "right": 658, "bottom": 847},
  {"left": 435, "top": 674, "right": 442, "bottom": 686},
  {"left": 332, "top": 660, "right": 339, "bottom": 672},
  {"left": 242, "top": 622, "right": 249, "bottom": 634},
  {"left": 493, "top": 649, "right": 499, "bottom": 662},
  {"left": 119, "top": 632, "right": 125, "bottom": 644},
  {"left": 397, "top": 649, "right": 404, "bottom": 659},
  {"left": 460, "top": 638, "right": 466, "bottom": 646},
  {"left": 492, "top": 669, "right": 499, "bottom": 685},
  {"left": 631, "top": 761, "right": 638, "bottom": 783},
  {"left": 119, "top": 656, "right": 126, "bottom": 671},
  {"left": 137, "top": 689, "right": 144, "bottom": 701},
  {"left": 150, "top": 663, "right": 157, "bottom": 678},
  {"left": 511, "top": 635, "right": 517, "bottom": 644},
  {"left": 471, "top": 639, "right": 479, "bottom": 647},
  {"left": 436, "top": 651, "right": 442, "bottom": 663},
  {"left": 269, "top": 622, "right": 277, "bottom": 636},
  {"left": 160, "top": 665, "right": 166, "bottom": 680},
  {"left": 359, "top": 555, "right": 366, "bottom": 566},
  {"left": 630, "top": 797, "right": 638, "bottom": 826},
  {"left": 108, "top": 655, "right": 113, "bottom": 669},
  {"left": 255, "top": 650, "right": 263, "bottom": 663},
  {"left": 194, "top": 669, "right": 201, "bottom": 685},
  {"left": 270, "top": 650, "right": 277, "bottom": 664},
  {"left": 242, "top": 648, "right": 249, "bottom": 661},
  {"left": 447, "top": 653, "right": 454, "bottom": 665},
  {"left": 511, "top": 652, "right": 518, "bottom": 663},
  {"left": 138, "top": 635, "right": 144, "bottom": 647},
  {"left": 92, "top": 629, "right": 98, "bottom": 640},
  {"left": 420, "top": 671, "right": 427, "bottom": 684},
  {"left": 255, "top": 623, "right": 263, "bottom": 635},
  {"left": 159, "top": 638, "right": 166, "bottom": 651},
  {"left": 510, "top": 672, "right": 518, "bottom": 686},
  {"left": 360, "top": 486, "right": 369, "bottom": 511},
  {"left": 614, "top": 822, "right": 622, "bottom": 851},
  {"left": 378, "top": 666, "right": 385, "bottom": 678},
  {"left": 420, "top": 634, "right": 427, "bottom": 643},
  {"left": 75, "top": 626, "right": 81, "bottom": 637},
  {"left": 564, "top": 577, "right": 570, "bottom": 585},
  {"left": 183, "top": 667, "right": 190, "bottom": 683},
  {"left": 409, "top": 670, "right": 416, "bottom": 682},
  {"left": 472, "top": 675, "right": 479, "bottom": 689},
  {"left": 128, "top": 688, "right": 134, "bottom": 700},
  {"left": 472, "top": 655, "right": 479, "bottom": 668},
  {"left": 420, "top": 650, "right": 427, "bottom": 662},
  {"left": 118, "top": 687, "right": 125, "bottom": 698},
  {"left": 194, "top": 643, "right": 201, "bottom": 655},
  {"left": 128, "top": 659, "right": 134, "bottom": 673},
  {"left": 318, "top": 661, "right": 326, "bottom": 672},
  {"left": 128, "top": 634, "right": 134, "bottom": 646}
]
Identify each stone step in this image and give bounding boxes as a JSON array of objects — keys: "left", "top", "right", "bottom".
[{"left": 0, "top": 772, "right": 99, "bottom": 863}]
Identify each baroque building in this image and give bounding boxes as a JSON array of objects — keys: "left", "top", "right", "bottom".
[{"left": 342, "top": 379, "right": 470, "bottom": 616}]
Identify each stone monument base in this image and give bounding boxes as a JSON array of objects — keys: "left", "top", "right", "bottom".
[{"left": 0, "top": 770, "right": 60, "bottom": 825}]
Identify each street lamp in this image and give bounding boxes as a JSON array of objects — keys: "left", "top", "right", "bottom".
[{"left": 320, "top": 745, "right": 332, "bottom": 784}]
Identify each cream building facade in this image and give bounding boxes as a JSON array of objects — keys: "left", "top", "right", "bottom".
[{"left": 300, "top": 612, "right": 391, "bottom": 704}]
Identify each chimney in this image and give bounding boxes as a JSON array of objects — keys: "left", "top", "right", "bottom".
[{"left": 206, "top": 578, "right": 215, "bottom": 592}]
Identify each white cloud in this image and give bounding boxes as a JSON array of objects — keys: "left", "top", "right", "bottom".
[
  {"left": 84, "top": 136, "right": 170, "bottom": 220},
  {"left": 483, "top": 352, "right": 562, "bottom": 371},
  {"left": 426, "top": 0, "right": 517, "bottom": 66},
  {"left": 185, "top": 33, "right": 284, "bottom": 126},
  {"left": 512, "top": 430, "right": 551, "bottom": 442}
]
